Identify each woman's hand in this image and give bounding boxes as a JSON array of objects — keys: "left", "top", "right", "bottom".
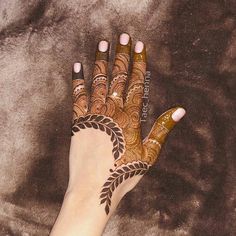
[{"left": 51, "top": 33, "right": 186, "bottom": 236}]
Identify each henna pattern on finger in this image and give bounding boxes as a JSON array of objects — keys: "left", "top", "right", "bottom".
[
  {"left": 112, "top": 53, "right": 129, "bottom": 77},
  {"left": 72, "top": 79, "right": 88, "bottom": 120},
  {"left": 109, "top": 72, "right": 128, "bottom": 98},
  {"left": 109, "top": 52, "right": 130, "bottom": 98},
  {"left": 90, "top": 75, "right": 107, "bottom": 113},
  {"left": 90, "top": 59, "right": 108, "bottom": 113}
]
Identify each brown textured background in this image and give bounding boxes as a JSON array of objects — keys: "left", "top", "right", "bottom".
[{"left": 0, "top": 0, "right": 236, "bottom": 235}]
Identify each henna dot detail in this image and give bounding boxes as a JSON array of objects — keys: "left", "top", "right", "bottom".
[{"left": 112, "top": 92, "right": 118, "bottom": 97}]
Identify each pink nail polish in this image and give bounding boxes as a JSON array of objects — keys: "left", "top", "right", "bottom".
[
  {"left": 172, "top": 108, "right": 186, "bottom": 122},
  {"left": 73, "top": 63, "right": 81, "bottom": 73},
  {"left": 135, "top": 41, "right": 144, "bottom": 53},
  {"left": 98, "top": 40, "right": 109, "bottom": 52},
  {"left": 120, "top": 33, "right": 130, "bottom": 45}
]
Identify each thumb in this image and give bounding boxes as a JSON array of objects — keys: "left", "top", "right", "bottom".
[{"left": 143, "top": 107, "right": 186, "bottom": 165}]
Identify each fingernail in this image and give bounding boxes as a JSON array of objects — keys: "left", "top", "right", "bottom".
[
  {"left": 74, "top": 62, "right": 81, "bottom": 73},
  {"left": 98, "top": 40, "right": 109, "bottom": 52},
  {"left": 134, "top": 41, "right": 146, "bottom": 62},
  {"left": 135, "top": 41, "right": 144, "bottom": 53},
  {"left": 72, "top": 62, "right": 84, "bottom": 80},
  {"left": 172, "top": 108, "right": 186, "bottom": 122},
  {"left": 120, "top": 33, "right": 130, "bottom": 45}
]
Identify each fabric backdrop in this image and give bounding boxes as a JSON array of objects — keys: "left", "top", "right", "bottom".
[{"left": 0, "top": 0, "right": 235, "bottom": 235}]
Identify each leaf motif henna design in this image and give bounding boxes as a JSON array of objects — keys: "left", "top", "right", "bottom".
[
  {"left": 71, "top": 114, "right": 125, "bottom": 160},
  {"left": 100, "top": 161, "right": 150, "bottom": 214}
]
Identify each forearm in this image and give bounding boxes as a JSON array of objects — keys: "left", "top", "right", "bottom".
[
  {"left": 50, "top": 191, "right": 115, "bottom": 236},
  {"left": 50, "top": 133, "right": 124, "bottom": 236}
]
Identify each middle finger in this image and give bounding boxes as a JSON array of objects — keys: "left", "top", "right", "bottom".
[{"left": 108, "top": 33, "right": 131, "bottom": 104}]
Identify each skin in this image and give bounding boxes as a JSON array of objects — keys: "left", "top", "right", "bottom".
[{"left": 50, "top": 33, "right": 186, "bottom": 236}]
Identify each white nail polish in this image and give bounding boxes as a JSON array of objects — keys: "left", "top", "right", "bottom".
[
  {"left": 98, "top": 40, "right": 108, "bottom": 52},
  {"left": 172, "top": 108, "right": 186, "bottom": 122},
  {"left": 74, "top": 63, "right": 81, "bottom": 73},
  {"left": 120, "top": 33, "right": 130, "bottom": 45},
  {"left": 135, "top": 41, "right": 144, "bottom": 53}
]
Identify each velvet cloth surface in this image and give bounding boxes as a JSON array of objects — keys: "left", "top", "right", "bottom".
[{"left": 0, "top": 0, "right": 235, "bottom": 235}]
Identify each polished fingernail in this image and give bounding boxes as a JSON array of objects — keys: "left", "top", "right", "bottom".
[
  {"left": 98, "top": 40, "right": 109, "bottom": 52},
  {"left": 96, "top": 40, "right": 109, "bottom": 61},
  {"left": 120, "top": 33, "right": 130, "bottom": 45},
  {"left": 73, "top": 62, "right": 81, "bottom": 73},
  {"left": 172, "top": 108, "right": 186, "bottom": 122},
  {"left": 135, "top": 41, "right": 144, "bottom": 53},
  {"left": 72, "top": 62, "right": 84, "bottom": 80},
  {"left": 134, "top": 41, "right": 146, "bottom": 62}
]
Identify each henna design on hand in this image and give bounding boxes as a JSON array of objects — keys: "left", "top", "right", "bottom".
[
  {"left": 72, "top": 63, "right": 88, "bottom": 120},
  {"left": 71, "top": 34, "right": 186, "bottom": 215},
  {"left": 100, "top": 161, "right": 151, "bottom": 214},
  {"left": 72, "top": 114, "right": 125, "bottom": 160}
]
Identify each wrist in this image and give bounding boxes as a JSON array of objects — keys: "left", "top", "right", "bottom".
[
  {"left": 50, "top": 189, "right": 117, "bottom": 236},
  {"left": 63, "top": 188, "right": 122, "bottom": 218}
]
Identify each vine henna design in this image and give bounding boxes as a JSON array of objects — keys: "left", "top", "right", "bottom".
[
  {"left": 100, "top": 161, "right": 150, "bottom": 214},
  {"left": 72, "top": 114, "right": 125, "bottom": 160},
  {"left": 71, "top": 114, "right": 150, "bottom": 215}
]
